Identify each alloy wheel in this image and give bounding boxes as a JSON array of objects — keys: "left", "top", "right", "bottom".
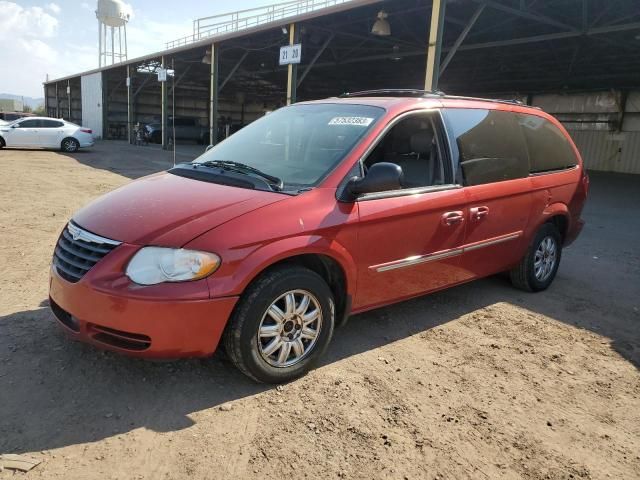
[
  {"left": 534, "top": 236, "right": 557, "bottom": 282},
  {"left": 257, "top": 289, "right": 323, "bottom": 368}
]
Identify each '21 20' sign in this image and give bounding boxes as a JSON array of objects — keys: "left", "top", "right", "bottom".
[{"left": 279, "top": 44, "right": 302, "bottom": 65}]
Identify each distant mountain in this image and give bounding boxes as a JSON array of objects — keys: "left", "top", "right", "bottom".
[{"left": 0, "top": 93, "right": 44, "bottom": 110}]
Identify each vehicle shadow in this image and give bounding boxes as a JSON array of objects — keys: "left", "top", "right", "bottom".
[
  {"left": 57, "top": 140, "right": 204, "bottom": 180},
  {"left": 1, "top": 266, "right": 637, "bottom": 456}
]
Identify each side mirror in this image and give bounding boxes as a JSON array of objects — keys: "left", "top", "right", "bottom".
[
  {"left": 205, "top": 144, "right": 214, "bottom": 152},
  {"left": 345, "top": 162, "right": 403, "bottom": 199}
]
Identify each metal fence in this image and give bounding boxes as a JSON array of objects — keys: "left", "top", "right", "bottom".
[{"left": 165, "top": 0, "right": 353, "bottom": 49}]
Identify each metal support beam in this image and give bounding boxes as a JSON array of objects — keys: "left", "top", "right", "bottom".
[
  {"left": 471, "top": 0, "right": 577, "bottom": 32},
  {"left": 425, "top": 0, "right": 446, "bottom": 91},
  {"left": 127, "top": 65, "right": 133, "bottom": 144},
  {"left": 169, "top": 64, "right": 192, "bottom": 95},
  {"left": 219, "top": 51, "right": 248, "bottom": 92},
  {"left": 209, "top": 43, "right": 220, "bottom": 145},
  {"left": 440, "top": 3, "right": 485, "bottom": 75},
  {"left": 67, "top": 80, "right": 71, "bottom": 120},
  {"left": 286, "top": 23, "right": 299, "bottom": 105},
  {"left": 55, "top": 83, "right": 59, "bottom": 119},
  {"left": 133, "top": 75, "right": 152, "bottom": 98},
  {"left": 298, "top": 33, "right": 334, "bottom": 88},
  {"left": 161, "top": 56, "right": 168, "bottom": 149}
]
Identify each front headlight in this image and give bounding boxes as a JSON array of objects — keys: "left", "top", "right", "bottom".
[{"left": 126, "top": 247, "right": 221, "bottom": 285}]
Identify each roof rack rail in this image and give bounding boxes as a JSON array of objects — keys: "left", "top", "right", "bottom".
[
  {"left": 442, "top": 94, "right": 526, "bottom": 106},
  {"left": 339, "top": 89, "right": 446, "bottom": 98}
]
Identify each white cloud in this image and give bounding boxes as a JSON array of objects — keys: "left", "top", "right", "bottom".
[
  {"left": 46, "top": 3, "right": 61, "bottom": 15},
  {"left": 0, "top": 2, "right": 58, "bottom": 39},
  {"left": 0, "top": 2, "right": 89, "bottom": 97},
  {"left": 0, "top": 1, "right": 192, "bottom": 97}
]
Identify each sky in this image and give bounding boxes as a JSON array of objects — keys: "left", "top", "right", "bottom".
[{"left": 0, "top": 0, "right": 278, "bottom": 98}]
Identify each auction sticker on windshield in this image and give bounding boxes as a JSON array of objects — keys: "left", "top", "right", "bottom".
[{"left": 328, "top": 116, "right": 374, "bottom": 127}]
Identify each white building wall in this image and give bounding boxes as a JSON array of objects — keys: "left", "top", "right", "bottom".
[{"left": 81, "top": 72, "right": 103, "bottom": 139}]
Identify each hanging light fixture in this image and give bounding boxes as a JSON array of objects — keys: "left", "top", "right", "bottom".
[
  {"left": 371, "top": 10, "right": 391, "bottom": 36},
  {"left": 201, "top": 50, "right": 212, "bottom": 64}
]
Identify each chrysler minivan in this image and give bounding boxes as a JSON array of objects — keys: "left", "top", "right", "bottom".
[{"left": 49, "top": 90, "right": 588, "bottom": 383}]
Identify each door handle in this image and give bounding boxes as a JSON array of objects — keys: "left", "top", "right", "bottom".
[
  {"left": 442, "top": 211, "right": 464, "bottom": 226},
  {"left": 471, "top": 206, "right": 490, "bottom": 220}
]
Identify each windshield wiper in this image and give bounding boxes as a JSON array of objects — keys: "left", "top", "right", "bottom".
[{"left": 197, "top": 160, "right": 284, "bottom": 191}]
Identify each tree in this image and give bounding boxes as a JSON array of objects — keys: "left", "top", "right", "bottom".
[{"left": 23, "top": 105, "right": 32, "bottom": 113}]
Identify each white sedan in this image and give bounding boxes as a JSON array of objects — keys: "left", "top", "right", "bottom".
[{"left": 0, "top": 117, "right": 95, "bottom": 152}]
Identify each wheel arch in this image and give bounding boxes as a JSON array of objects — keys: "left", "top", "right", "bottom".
[
  {"left": 214, "top": 238, "right": 357, "bottom": 326},
  {"left": 261, "top": 253, "right": 350, "bottom": 324},
  {"left": 540, "top": 202, "right": 570, "bottom": 243},
  {"left": 60, "top": 136, "right": 80, "bottom": 151},
  {"left": 0, "top": 135, "right": 5, "bottom": 147}
]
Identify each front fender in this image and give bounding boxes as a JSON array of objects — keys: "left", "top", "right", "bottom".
[{"left": 203, "top": 235, "right": 358, "bottom": 299}]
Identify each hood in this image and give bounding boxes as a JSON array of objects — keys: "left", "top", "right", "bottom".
[{"left": 73, "top": 172, "right": 286, "bottom": 246}]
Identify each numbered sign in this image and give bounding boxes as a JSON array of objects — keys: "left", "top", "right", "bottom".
[
  {"left": 279, "top": 44, "right": 302, "bottom": 65},
  {"left": 157, "top": 68, "right": 167, "bottom": 82}
]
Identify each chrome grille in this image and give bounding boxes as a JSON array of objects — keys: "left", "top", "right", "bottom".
[{"left": 53, "top": 222, "right": 121, "bottom": 283}]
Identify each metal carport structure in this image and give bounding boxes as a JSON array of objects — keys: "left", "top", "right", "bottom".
[{"left": 44, "top": 0, "right": 640, "bottom": 173}]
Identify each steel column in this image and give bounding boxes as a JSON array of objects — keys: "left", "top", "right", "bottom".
[
  {"left": 55, "top": 83, "right": 59, "bottom": 118},
  {"left": 286, "top": 23, "right": 299, "bottom": 105},
  {"left": 161, "top": 56, "right": 168, "bottom": 149},
  {"left": 67, "top": 80, "right": 71, "bottom": 120},
  {"left": 127, "top": 64, "right": 132, "bottom": 144},
  {"left": 425, "top": 0, "right": 446, "bottom": 91},
  {"left": 209, "top": 44, "right": 220, "bottom": 145}
]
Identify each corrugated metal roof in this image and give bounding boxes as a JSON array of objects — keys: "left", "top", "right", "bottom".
[{"left": 44, "top": 0, "right": 382, "bottom": 85}]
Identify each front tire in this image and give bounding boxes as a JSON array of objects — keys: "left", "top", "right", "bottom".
[
  {"left": 0, "top": 136, "right": 5, "bottom": 148},
  {"left": 510, "top": 223, "right": 562, "bottom": 292},
  {"left": 61, "top": 137, "right": 80, "bottom": 153},
  {"left": 223, "top": 266, "right": 335, "bottom": 383}
]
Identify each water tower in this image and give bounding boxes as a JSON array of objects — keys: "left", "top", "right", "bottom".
[{"left": 96, "top": 0, "right": 131, "bottom": 67}]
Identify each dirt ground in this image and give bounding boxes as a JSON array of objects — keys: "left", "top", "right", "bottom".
[{"left": 0, "top": 142, "right": 639, "bottom": 480}]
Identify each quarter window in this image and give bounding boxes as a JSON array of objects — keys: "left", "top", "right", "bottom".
[
  {"left": 517, "top": 114, "right": 578, "bottom": 173},
  {"left": 444, "top": 108, "right": 529, "bottom": 186}
]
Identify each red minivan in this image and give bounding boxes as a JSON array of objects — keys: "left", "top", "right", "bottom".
[{"left": 49, "top": 90, "right": 588, "bottom": 383}]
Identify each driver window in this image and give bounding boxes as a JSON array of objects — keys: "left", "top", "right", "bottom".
[{"left": 363, "top": 113, "right": 446, "bottom": 189}]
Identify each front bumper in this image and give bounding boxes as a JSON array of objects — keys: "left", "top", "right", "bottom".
[{"left": 48, "top": 247, "right": 238, "bottom": 358}]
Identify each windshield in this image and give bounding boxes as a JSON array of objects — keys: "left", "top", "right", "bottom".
[{"left": 194, "top": 103, "right": 384, "bottom": 190}]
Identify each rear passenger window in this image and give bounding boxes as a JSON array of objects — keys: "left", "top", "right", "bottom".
[
  {"left": 517, "top": 114, "right": 577, "bottom": 173},
  {"left": 444, "top": 109, "right": 529, "bottom": 186},
  {"left": 41, "top": 120, "right": 64, "bottom": 128}
]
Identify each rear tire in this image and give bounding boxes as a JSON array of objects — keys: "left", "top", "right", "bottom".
[
  {"left": 510, "top": 223, "right": 562, "bottom": 292},
  {"left": 223, "top": 266, "right": 335, "bottom": 384},
  {"left": 61, "top": 137, "right": 80, "bottom": 153}
]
